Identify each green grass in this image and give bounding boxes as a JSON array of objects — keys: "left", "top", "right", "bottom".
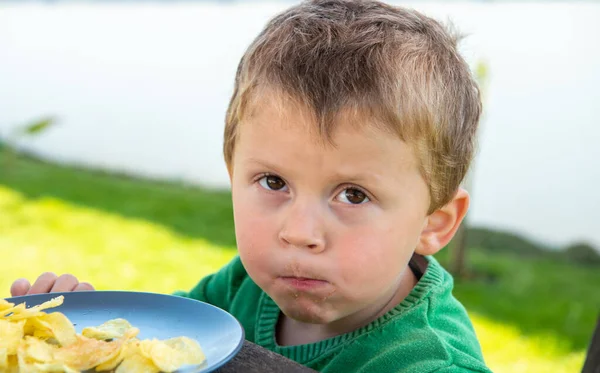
[
  {"left": 1, "top": 151, "right": 598, "bottom": 373},
  {"left": 0, "top": 152, "right": 236, "bottom": 247},
  {"left": 0, "top": 152, "right": 237, "bottom": 294}
]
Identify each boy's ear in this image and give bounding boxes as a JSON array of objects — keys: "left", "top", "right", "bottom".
[{"left": 416, "top": 188, "right": 470, "bottom": 256}]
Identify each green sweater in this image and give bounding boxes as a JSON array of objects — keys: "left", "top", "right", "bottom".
[{"left": 175, "top": 256, "right": 491, "bottom": 373}]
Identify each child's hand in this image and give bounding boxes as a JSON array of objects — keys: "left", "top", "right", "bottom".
[{"left": 10, "top": 272, "right": 94, "bottom": 297}]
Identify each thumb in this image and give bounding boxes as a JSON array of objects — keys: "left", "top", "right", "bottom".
[{"left": 10, "top": 279, "right": 31, "bottom": 297}]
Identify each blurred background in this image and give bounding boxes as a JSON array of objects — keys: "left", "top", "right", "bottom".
[{"left": 0, "top": 0, "right": 599, "bottom": 372}]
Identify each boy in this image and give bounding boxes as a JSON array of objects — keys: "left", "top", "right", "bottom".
[{"left": 10, "top": 0, "right": 491, "bottom": 371}]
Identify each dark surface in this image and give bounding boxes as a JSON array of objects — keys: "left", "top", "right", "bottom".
[
  {"left": 583, "top": 314, "right": 600, "bottom": 373},
  {"left": 215, "top": 340, "right": 317, "bottom": 373}
]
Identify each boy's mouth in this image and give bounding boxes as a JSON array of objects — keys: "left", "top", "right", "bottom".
[{"left": 279, "top": 276, "right": 329, "bottom": 291}]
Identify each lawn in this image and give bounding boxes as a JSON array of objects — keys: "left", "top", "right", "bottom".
[{"left": 1, "top": 151, "right": 598, "bottom": 372}]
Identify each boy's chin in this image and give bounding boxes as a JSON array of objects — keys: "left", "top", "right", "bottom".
[
  {"left": 277, "top": 298, "right": 334, "bottom": 325},
  {"left": 280, "top": 306, "right": 330, "bottom": 324}
]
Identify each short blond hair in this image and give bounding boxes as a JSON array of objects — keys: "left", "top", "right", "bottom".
[{"left": 224, "top": 0, "right": 481, "bottom": 213}]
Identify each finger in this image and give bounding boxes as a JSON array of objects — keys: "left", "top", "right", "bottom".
[
  {"left": 28, "top": 272, "right": 58, "bottom": 294},
  {"left": 10, "top": 278, "right": 31, "bottom": 297},
  {"left": 73, "top": 282, "right": 95, "bottom": 292},
  {"left": 50, "top": 274, "right": 80, "bottom": 293}
]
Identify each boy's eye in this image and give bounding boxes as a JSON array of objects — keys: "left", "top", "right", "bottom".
[
  {"left": 336, "top": 188, "right": 369, "bottom": 205},
  {"left": 258, "top": 175, "right": 288, "bottom": 191}
]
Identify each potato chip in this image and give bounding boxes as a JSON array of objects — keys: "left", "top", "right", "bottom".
[
  {"left": 21, "top": 336, "right": 56, "bottom": 363},
  {"left": 5, "top": 296, "right": 64, "bottom": 321},
  {"left": 27, "top": 296, "right": 65, "bottom": 313},
  {"left": 0, "top": 319, "right": 25, "bottom": 355},
  {"left": 95, "top": 338, "right": 139, "bottom": 371},
  {"left": 54, "top": 327, "right": 139, "bottom": 370},
  {"left": 138, "top": 338, "right": 157, "bottom": 358},
  {"left": 34, "top": 362, "right": 79, "bottom": 373},
  {"left": 115, "top": 353, "right": 160, "bottom": 373},
  {"left": 7, "top": 354, "right": 19, "bottom": 373},
  {"left": 83, "top": 318, "right": 133, "bottom": 340},
  {"left": 1, "top": 299, "right": 14, "bottom": 312},
  {"left": 16, "top": 340, "right": 37, "bottom": 373},
  {"left": 165, "top": 336, "right": 206, "bottom": 369},
  {"left": 140, "top": 336, "right": 206, "bottom": 372},
  {"left": 18, "top": 337, "right": 60, "bottom": 372},
  {"left": 164, "top": 336, "right": 206, "bottom": 362},
  {"left": 1, "top": 303, "right": 26, "bottom": 319},
  {"left": 26, "top": 312, "right": 77, "bottom": 347},
  {"left": 1, "top": 349, "right": 23, "bottom": 373},
  {"left": 0, "top": 347, "right": 8, "bottom": 371}
]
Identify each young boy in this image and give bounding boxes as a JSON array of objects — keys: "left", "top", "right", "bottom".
[{"left": 10, "top": 0, "right": 491, "bottom": 371}]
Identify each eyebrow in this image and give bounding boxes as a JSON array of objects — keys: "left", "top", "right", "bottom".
[
  {"left": 245, "top": 158, "right": 284, "bottom": 173},
  {"left": 329, "top": 170, "right": 384, "bottom": 186},
  {"left": 245, "top": 157, "right": 383, "bottom": 186}
]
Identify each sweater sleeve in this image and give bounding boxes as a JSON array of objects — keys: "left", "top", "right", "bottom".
[{"left": 173, "top": 256, "right": 247, "bottom": 312}]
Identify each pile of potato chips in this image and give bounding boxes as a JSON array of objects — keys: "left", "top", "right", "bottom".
[{"left": 0, "top": 296, "right": 205, "bottom": 372}]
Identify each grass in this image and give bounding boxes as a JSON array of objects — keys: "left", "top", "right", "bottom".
[
  {"left": 1, "top": 151, "right": 598, "bottom": 373},
  {"left": 0, "top": 152, "right": 237, "bottom": 294}
]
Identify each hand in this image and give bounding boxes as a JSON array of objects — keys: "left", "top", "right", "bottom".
[{"left": 10, "top": 272, "right": 95, "bottom": 297}]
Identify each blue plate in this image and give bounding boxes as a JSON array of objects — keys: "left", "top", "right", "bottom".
[{"left": 5, "top": 291, "right": 245, "bottom": 372}]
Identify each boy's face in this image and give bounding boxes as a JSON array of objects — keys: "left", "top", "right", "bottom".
[{"left": 230, "top": 95, "right": 431, "bottom": 328}]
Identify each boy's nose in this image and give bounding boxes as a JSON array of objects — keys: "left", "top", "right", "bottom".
[{"left": 278, "top": 202, "right": 326, "bottom": 253}]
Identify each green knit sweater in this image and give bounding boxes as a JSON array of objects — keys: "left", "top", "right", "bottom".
[{"left": 175, "top": 256, "right": 491, "bottom": 373}]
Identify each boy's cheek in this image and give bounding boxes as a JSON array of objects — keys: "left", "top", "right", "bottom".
[
  {"left": 335, "top": 226, "right": 414, "bottom": 285},
  {"left": 234, "top": 201, "right": 275, "bottom": 274},
  {"left": 236, "top": 219, "right": 270, "bottom": 258}
]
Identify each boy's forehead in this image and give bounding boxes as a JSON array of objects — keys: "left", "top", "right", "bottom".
[
  {"left": 245, "top": 89, "right": 318, "bottom": 133},
  {"left": 244, "top": 89, "right": 397, "bottom": 146},
  {"left": 238, "top": 93, "right": 420, "bottom": 174}
]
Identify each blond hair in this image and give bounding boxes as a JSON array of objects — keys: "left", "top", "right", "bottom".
[{"left": 224, "top": 0, "right": 481, "bottom": 213}]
